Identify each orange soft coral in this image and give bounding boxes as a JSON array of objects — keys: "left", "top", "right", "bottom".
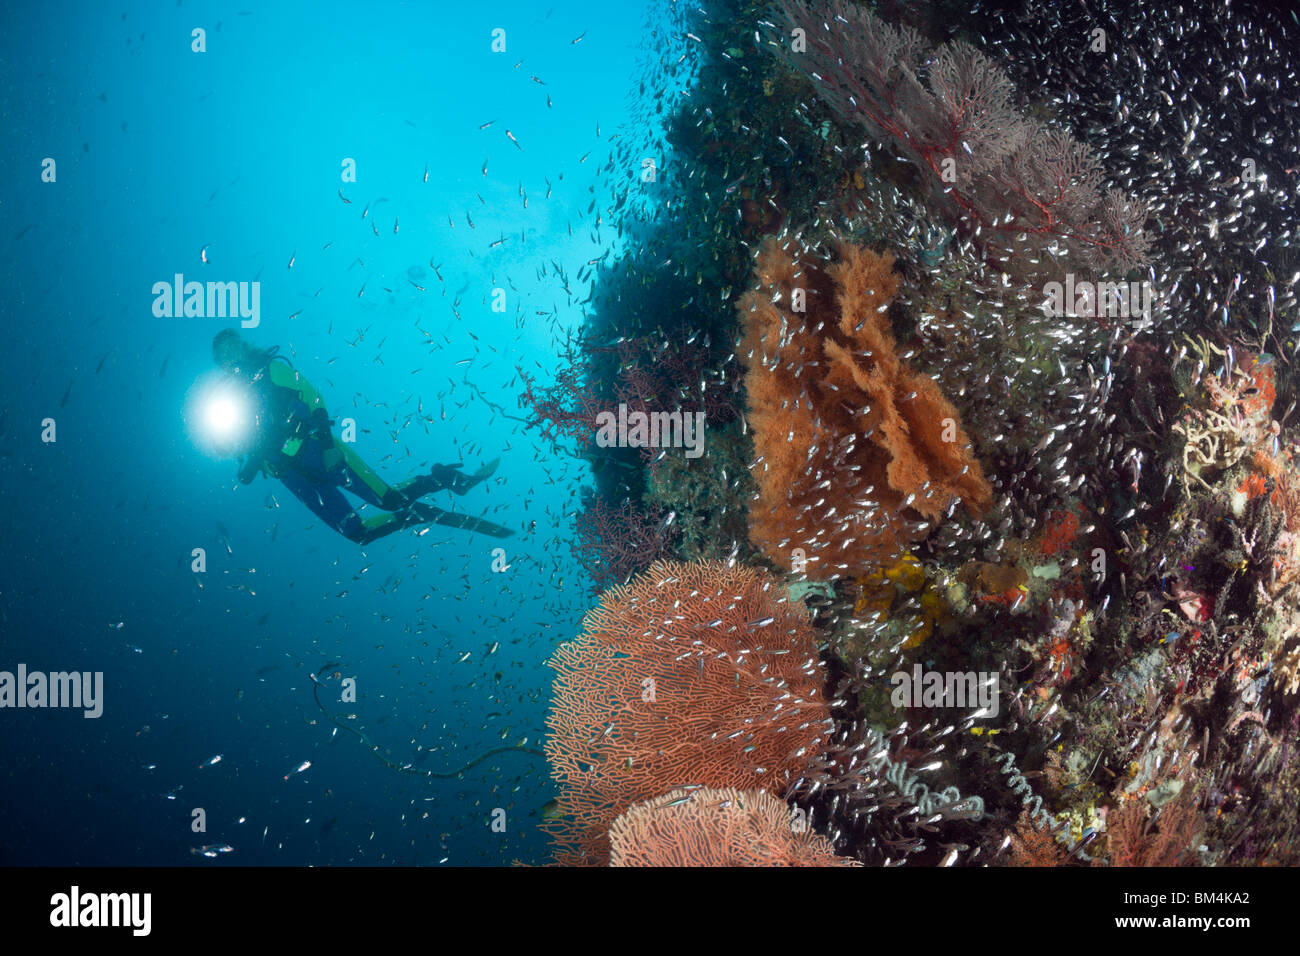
[
  {"left": 1238, "top": 354, "right": 1276, "bottom": 420},
  {"left": 737, "top": 237, "right": 992, "bottom": 578},
  {"left": 1038, "top": 506, "right": 1083, "bottom": 557},
  {"left": 1237, "top": 471, "right": 1268, "bottom": 502}
]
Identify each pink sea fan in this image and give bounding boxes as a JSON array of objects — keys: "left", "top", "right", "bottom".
[{"left": 609, "top": 787, "right": 859, "bottom": 866}]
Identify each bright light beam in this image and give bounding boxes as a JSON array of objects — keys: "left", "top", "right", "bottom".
[{"left": 186, "top": 373, "right": 255, "bottom": 458}]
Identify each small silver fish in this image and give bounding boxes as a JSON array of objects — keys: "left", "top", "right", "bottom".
[{"left": 191, "top": 844, "right": 234, "bottom": 858}]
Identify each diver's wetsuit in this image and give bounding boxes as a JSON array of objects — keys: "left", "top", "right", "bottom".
[{"left": 238, "top": 358, "right": 510, "bottom": 543}]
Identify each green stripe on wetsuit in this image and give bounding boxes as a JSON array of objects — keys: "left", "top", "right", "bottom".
[{"left": 268, "top": 360, "right": 396, "bottom": 502}]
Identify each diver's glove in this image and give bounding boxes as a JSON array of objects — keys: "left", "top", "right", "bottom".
[
  {"left": 238, "top": 457, "right": 262, "bottom": 484},
  {"left": 429, "top": 459, "right": 499, "bottom": 495},
  {"left": 428, "top": 462, "right": 465, "bottom": 485},
  {"left": 308, "top": 406, "right": 333, "bottom": 438}
]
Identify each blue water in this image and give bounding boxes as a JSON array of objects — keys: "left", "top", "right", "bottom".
[{"left": 0, "top": 0, "right": 660, "bottom": 865}]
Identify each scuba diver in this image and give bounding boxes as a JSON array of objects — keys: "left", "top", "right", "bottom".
[{"left": 209, "top": 328, "right": 513, "bottom": 543}]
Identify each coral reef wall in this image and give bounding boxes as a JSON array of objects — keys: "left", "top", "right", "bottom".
[{"left": 529, "top": 0, "right": 1300, "bottom": 868}]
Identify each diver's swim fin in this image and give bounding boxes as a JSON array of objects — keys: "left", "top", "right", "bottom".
[
  {"left": 447, "top": 457, "right": 499, "bottom": 495},
  {"left": 411, "top": 502, "right": 514, "bottom": 538},
  {"left": 470, "top": 456, "right": 500, "bottom": 484}
]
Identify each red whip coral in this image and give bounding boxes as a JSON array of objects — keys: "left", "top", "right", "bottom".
[
  {"left": 573, "top": 496, "right": 678, "bottom": 592},
  {"left": 1005, "top": 811, "right": 1072, "bottom": 867},
  {"left": 544, "top": 559, "right": 834, "bottom": 865},
  {"left": 517, "top": 361, "right": 604, "bottom": 449},
  {"left": 771, "top": 0, "right": 1149, "bottom": 274},
  {"left": 1102, "top": 790, "right": 1203, "bottom": 867},
  {"left": 737, "top": 238, "right": 992, "bottom": 578},
  {"left": 608, "top": 786, "right": 858, "bottom": 867}
]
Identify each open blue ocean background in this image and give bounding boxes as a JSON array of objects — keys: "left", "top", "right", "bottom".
[{"left": 0, "top": 0, "right": 668, "bottom": 865}]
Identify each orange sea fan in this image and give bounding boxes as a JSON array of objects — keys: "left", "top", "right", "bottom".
[
  {"left": 737, "top": 237, "right": 992, "bottom": 578},
  {"left": 1005, "top": 811, "right": 1072, "bottom": 867},
  {"left": 608, "top": 786, "right": 859, "bottom": 867},
  {"left": 544, "top": 559, "right": 834, "bottom": 865}
]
